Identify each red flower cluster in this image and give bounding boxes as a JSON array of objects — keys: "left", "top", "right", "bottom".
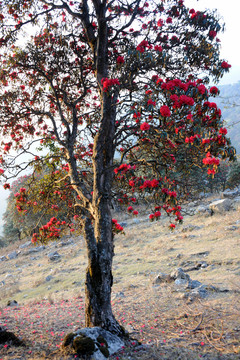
[
  {"left": 209, "top": 30, "right": 217, "bottom": 39},
  {"left": 202, "top": 152, "right": 220, "bottom": 166},
  {"left": 157, "top": 19, "right": 163, "bottom": 27},
  {"left": 136, "top": 40, "right": 151, "bottom": 53},
  {"left": 197, "top": 84, "right": 207, "bottom": 94},
  {"left": 209, "top": 86, "right": 219, "bottom": 95},
  {"left": 154, "top": 45, "right": 162, "bottom": 52},
  {"left": 114, "top": 163, "right": 135, "bottom": 174},
  {"left": 138, "top": 179, "right": 160, "bottom": 190},
  {"left": 101, "top": 78, "right": 120, "bottom": 92},
  {"left": 147, "top": 99, "right": 156, "bottom": 107},
  {"left": 112, "top": 219, "right": 124, "bottom": 234},
  {"left": 160, "top": 105, "right": 171, "bottom": 117},
  {"left": 149, "top": 210, "right": 161, "bottom": 221},
  {"left": 221, "top": 61, "right": 231, "bottom": 69},
  {"left": 140, "top": 122, "right": 150, "bottom": 131},
  {"left": 219, "top": 127, "right": 227, "bottom": 135},
  {"left": 185, "top": 134, "right": 200, "bottom": 144}
]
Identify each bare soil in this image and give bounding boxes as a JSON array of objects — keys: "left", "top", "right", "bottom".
[{"left": 0, "top": 197, "right": 240, "bottom": 359}]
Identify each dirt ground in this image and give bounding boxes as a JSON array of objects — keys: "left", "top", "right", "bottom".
[{"left": 0, "top": 196, "right": 240, "bottom": 359}]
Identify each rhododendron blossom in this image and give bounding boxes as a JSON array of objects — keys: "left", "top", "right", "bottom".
[
  {"left": 160, "top": 105, "right": 171, "bottom": 117},
  {"left": 140, "top": 122, "right": 150, "bottom": 131}
]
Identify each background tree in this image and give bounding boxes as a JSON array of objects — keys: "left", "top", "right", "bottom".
[
  {"left": 227, "top": 158, "right": 240, "bottom": 189},
  {"left": 0, "top": 0, "right": 236, "bottom": 335}
]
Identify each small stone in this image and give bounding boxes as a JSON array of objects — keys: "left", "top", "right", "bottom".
[
  {"left": 19, "top": 241, "right": 31, "bottom": 249},
  {"left": 45, "top": 275, "right": 54, "bottom": 282},
  {"left": 7, "top": 251, "right": 18, "bottom": 260},
  {"left": 48, "top": 251, "right": 61, "bottom": 261}
]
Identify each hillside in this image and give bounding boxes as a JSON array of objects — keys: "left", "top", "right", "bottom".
[
  {"left": 0, "top": 192, "right": 240, "bottom": 359},
  {"left": 214, "top": 82, "right": 240, "bottom": 154}
]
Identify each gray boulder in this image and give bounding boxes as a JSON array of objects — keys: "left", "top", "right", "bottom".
[
  {"left": 195, "top": 205, "right": 211, "bottom": 215},
  {"left": 221, "top": 188, "right": 240, "bottom": 199},
  {"left": 63, "top": 327, "right": 125, "bottom": 359},
  {"left": 209, "top": 198, "right": 232, "bottom": 213},
  {"left": 152, "top": 273, "right": 171, "bottom": 285},
  {"left": 170, "top": 267, "right": 190, "bottom": 281}
]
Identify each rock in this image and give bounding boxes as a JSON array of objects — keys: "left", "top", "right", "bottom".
[
  {"left": 153, "top": 273, "right": 171, "bottom": 284},
  {"left": 48, "top": 251, "right": 61, "bottom": 261},
  {"left": 7, "top": 251, "right": 19, "bottom": 260},
  {"left": 195, "top": 205, "right": 211, "bottom": 215},
  {"left": 221, "top": 188, "right": 240, "bottom": 199},
  {"left": 7, "top": 300, "right": 18, "bottom": 307},
  {"left": 0, "top": 327, "right": 25, "bottom": 346},
  {"left": 59, "top": 239, "right": 75, "bottom": 247},
  {"left": 209, "top": 199, "right": 232, "bottom": 214},
  {"left": 225, "top": 225, "right": 238, "bottom": 231},
  {"left": 233, "top": 196, "right": 240, "bottom": 210},
  {"left": 19, "top": 241, "right": 31, "bottom": 249},
  {"left": 63, "top": 327, "right": 125, "bottom": 359},
  {"left": 170, "top": 268, "right": 190, "bottom": 281},
  {"left": 113, "top": 291, "right": 125, "bottom": 299},
  {"left": 174, "top": 278, "right": 189, "bottom": 290},
  {"left": 189, "top": 279, "right": 202, "bottom": 289},
  {"left": 24, "top": 245, "right": 46, "bottom": 255},
  {"left": 0, "top": 256, "right": 7, "bottom": 262},
  {"left": 181, "top": 224, "right": 202, "bottom": 232},
  {"left": 45, "top": 275, "right": 54, "bottom": 282},
  {"left": 119, "top": 221, "right": 128, "bottom": 228}
]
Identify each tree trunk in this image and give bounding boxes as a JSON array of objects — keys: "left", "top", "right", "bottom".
[{"left": 83, "top": 214, "right": 123, "bottom": 335}]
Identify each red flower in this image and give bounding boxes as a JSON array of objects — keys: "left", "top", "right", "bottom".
[
  {"left": 210, "top": 86, "right": 219, "bottom": 95},
  {"left": 221, "top": 61, "right": 231, "bottom": 69},
  {"left": 117, "top": 56, "right": 124, "bottom": 64},
  {"left": 151, "top": 179, "right": 159, "bottom": 188},
  {"left": 149, "top": 214, "right": 155, "bottom": 221},
  {"left": 140, "top": 122, "right": 150, "bottom": 131},
  {"left": 209, "top": 30, "right": 217, "bottom": 39},
  {"left": 166, "top": 17, "right": 172, "bottom": 23},
  {"left": 169, "top": 223, "right": 176, "bottom": 229},
  {"left": 127, "top": 206, "right": 133, "bottom": 212},
  {"left": 147, "top": 99, "right": 156, "bottom": 106},
  {"left": 154, "top": 211, "right": 161, "bottom": 217},
  {"left": 219, "top": 127, "right": 227, "bottom": 135},
  {"left": 157, "top": 19, "right": 163, "bottom": 27},
  {"left": 197, "top": 84, "right": 207, "bottom": 94},
  {"left": 154, "top": 45, "right": 162, "bottom": 52},
  {"left": 101, "top": 78, "right": 120, "bottom": 92},
  {"left": 133, "top": 210, "right": 138, "bottom": 215},
  {"left": 160, "top": 105, "right": 171, "bottom": 117}
]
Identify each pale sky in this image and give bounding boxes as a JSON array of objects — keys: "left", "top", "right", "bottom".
[{"left": 0, "top": 0, "right": 239, "bottom": 236}]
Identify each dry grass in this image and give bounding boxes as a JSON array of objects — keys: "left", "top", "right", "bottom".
[{"left": 0, "top": 197, "right": 240, "bottom": 359}]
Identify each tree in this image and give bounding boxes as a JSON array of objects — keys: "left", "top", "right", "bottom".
[
  {"left": 3, "top": 171, "right": 71, "bottom": 242},
  {"left": 227, "top": 158, "right": 240, "bottom": 188},
  {"left": 0, "top": 0, "right": 236, "bottom": 335}
]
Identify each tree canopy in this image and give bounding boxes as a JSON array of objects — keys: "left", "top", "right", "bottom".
[{"left": 0, "top": 0, "right": 236, "bottom": 335}]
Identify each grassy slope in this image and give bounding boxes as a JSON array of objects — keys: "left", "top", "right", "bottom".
[{"left": 0, "top": 196, "right": 240, "bottom": 359}]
